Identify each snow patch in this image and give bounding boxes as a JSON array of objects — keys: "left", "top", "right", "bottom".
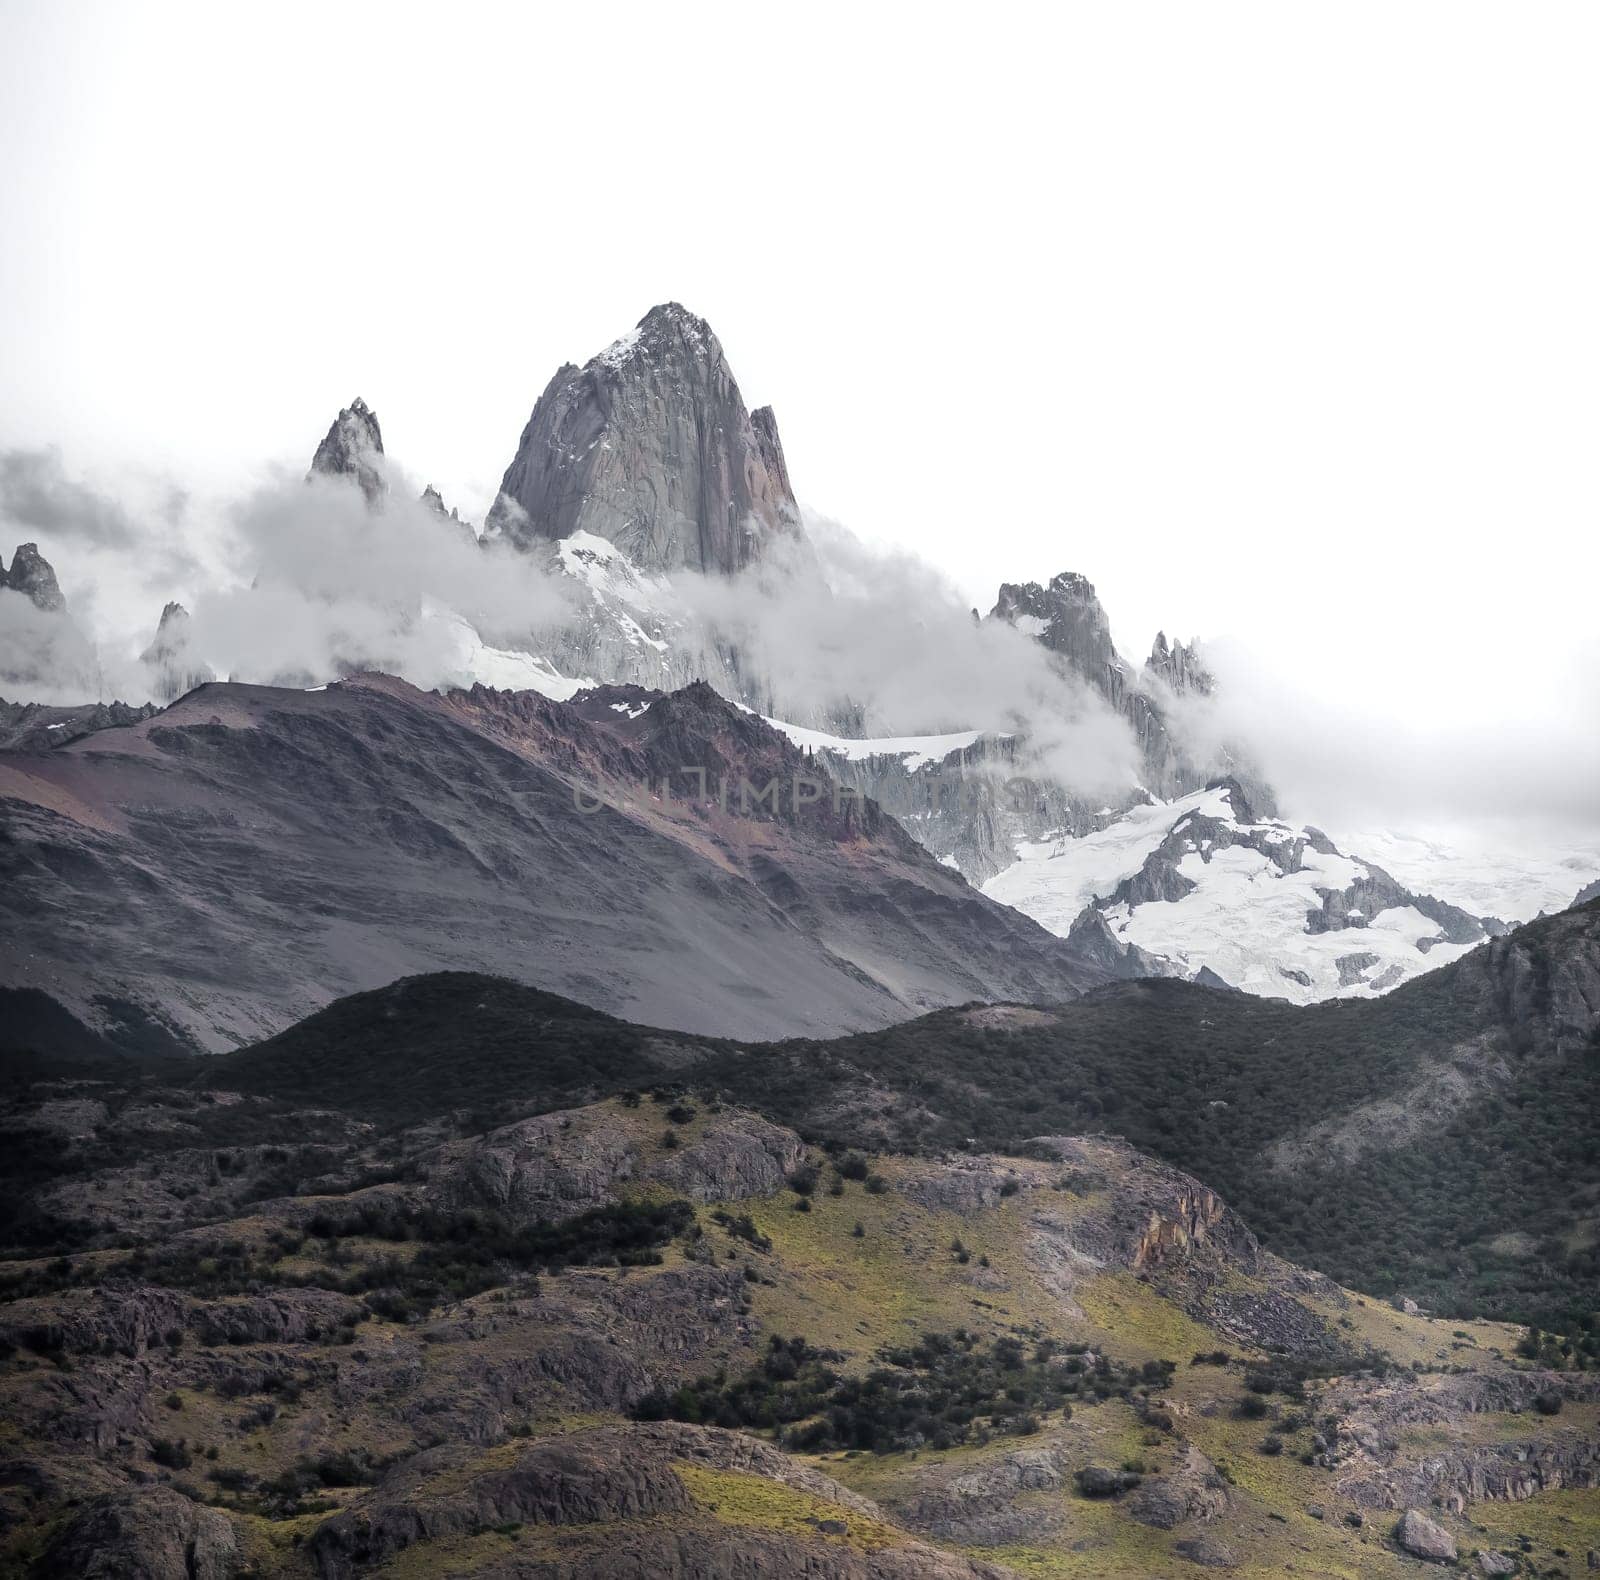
[{"left": 764, "top": 717, "right": 985, "bottom": 773}]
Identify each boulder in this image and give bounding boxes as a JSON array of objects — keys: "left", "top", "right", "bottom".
[{"left": 1394, "top": 1507, "right": 1457, "bottom": 1562}]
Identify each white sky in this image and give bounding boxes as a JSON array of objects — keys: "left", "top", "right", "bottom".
[{"left": 1, "top": 1, "right": 1597, "bottom": 820}]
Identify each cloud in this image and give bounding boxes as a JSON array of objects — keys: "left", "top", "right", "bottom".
[
  {"left": 176, "top": 461, "right": 579, "bottom": 692},
  {"left": 0, "top": 447, "right": 141, "bottom": 547},
  {"left": 677, "top": 514, "right": 1144, "bottom": 797},
  {"left": 1179, "top": 636, "right": 1600, "bottom": 837},
  {"left": 2, "top": 447, "right": 1596, "bottom": 838},
  {"left": 0, "top": 588, "right": 102, "bottom": 702}
]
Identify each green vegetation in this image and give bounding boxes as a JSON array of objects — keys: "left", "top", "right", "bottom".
[
  {"left": 636, "top": 1330, "right": 1173, "bottom": 1453},
  {"left": 0, "top": 1200, "right": 695, "bottom": 1322},
  {"left": 8, "top": 904, "right": 1597, "bottom": 1333},
  {"left": 207, "top": 973, "right": 692, "bottom": 1123}
]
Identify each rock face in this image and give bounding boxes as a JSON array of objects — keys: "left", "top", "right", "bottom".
[
  {"left": 140, "top": 602, "right": 213, "bottom": 702},
  {"left": 992, "top": 572, "right": 1131, "bottom": 703},
  {"left": 1147, "top": 631, "right": 1213, "bottom": 696},
  {"left": 1393, "top": 1507, "right": 1457, "bottom": 1561},
  {"left": 484, "top": 303, "right": 805, "bottom": 575},
  {"left": 309, "top": 397, "right": 386, "bottom": 505},
  {"left": 37, "top": 1486, "right": 238, "bottom": 1579},
  {"left": 0, "top": 542, "right": 66, "bottom": 612}
]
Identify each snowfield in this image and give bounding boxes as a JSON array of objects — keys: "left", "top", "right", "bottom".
[{"left": 982, "top": 787, "right": 1483, "bottom": 1003}]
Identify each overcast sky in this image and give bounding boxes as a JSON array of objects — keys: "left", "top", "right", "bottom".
[{"left": 2, "top": 2, "right": 1597, "bottom": 829}]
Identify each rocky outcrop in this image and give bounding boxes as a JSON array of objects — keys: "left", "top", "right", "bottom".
[
  {"left": 188, "top": 1288, "right": 363, "bottom": 1347},
  {"left": 423, "top": 1106, "right": 640, "bottom": 1222},
  {"left": 905, "top": 1443, "right": 1073, "bottom": 1543},
  {"left": 484, "top": 303, "right": 806, "bottom": 575},
  {"left": 646, "top": 1112, "right": 807, "bottom": 1202},
  {"left": 1126, "top": 1445, "right": 1231, "bottom": 1529},
  {"left": 309, "top": 1422, "right": 997, "bottom": 1580},
  {"left": 0, "top": 698, "right": 157, "bottom": 750},
  {"left": 140, "top": 602, "right": 212, "bottom": 702},
  {"left": 0, "top": 1285, "right": 191, "bottom": 1358},
  {"left": 1174, "top": 1534, "right": 1239, "bottom": 1567},
  {"left": 35, "top": 1486, "right": 238, "bottom": 1579},
  {"left": 423, "top": 1107, "right": 807, "bottom": 1222},
  {"left": 309, "top": 398, "right": 385, "bottom": 506},
  {"left": 0, "top": 542, "right": 66, "bottom": 612},
  {"left": 1025, "top": 1136, "right": 1263, "bottom": 1282}
]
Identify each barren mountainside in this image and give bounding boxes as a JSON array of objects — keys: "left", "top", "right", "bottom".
[{"left": 0, "top": 672, "right": 1138, "bottom": 1053}]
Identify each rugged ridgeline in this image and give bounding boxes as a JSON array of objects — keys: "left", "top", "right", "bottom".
[
  {"left": 2, "top": 904, "right": 1597, "bottom": 1578},
  {"left": 484, "top": 302, "right": 805, "bottom": 576},
  {"left": 0, "top": 673, "right": 1144, "bottom": 1054}
]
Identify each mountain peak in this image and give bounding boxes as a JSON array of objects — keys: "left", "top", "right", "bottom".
[
  {"left": 590, "top": 302, "right": 720, "bottom": 376},
  {"left": 309, "top": 398, "right": 386, "bottom": 506},
  {"left": 141, "top": 600, "right": 212, "bottom": 701},
  {"left": 485, "top": 307, "right": 803, "bottom": 575},
  {"left": 991, "top": 570, "right": 1119, "bottom": 689},
  {"left": 0, "top": 542, "right": 66, "bottom": 612}
]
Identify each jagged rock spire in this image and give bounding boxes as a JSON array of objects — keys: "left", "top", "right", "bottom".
[
  {"left": 0, "top": 542, "right": 66, "bottom": 612},
  {"left": 140, "top": 601, "right": 213, "bottom": 702},
  {"left": 309, "top": 397, "right": 386, "bottom": 506},
  {"left": 484, "top": 303, "right": 805, "bottom": 575},
  {"left": 1147, "top": 631, "right": 1213, "bottom": 697}
]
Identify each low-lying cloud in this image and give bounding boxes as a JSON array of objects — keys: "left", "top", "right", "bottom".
[{"left": 2, "top": 447, "right": 1596, "bottom": 841}]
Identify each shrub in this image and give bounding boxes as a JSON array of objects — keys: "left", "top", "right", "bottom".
[{"left": 151, "top": 1438, "right": 192, "bottom": 1470}]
